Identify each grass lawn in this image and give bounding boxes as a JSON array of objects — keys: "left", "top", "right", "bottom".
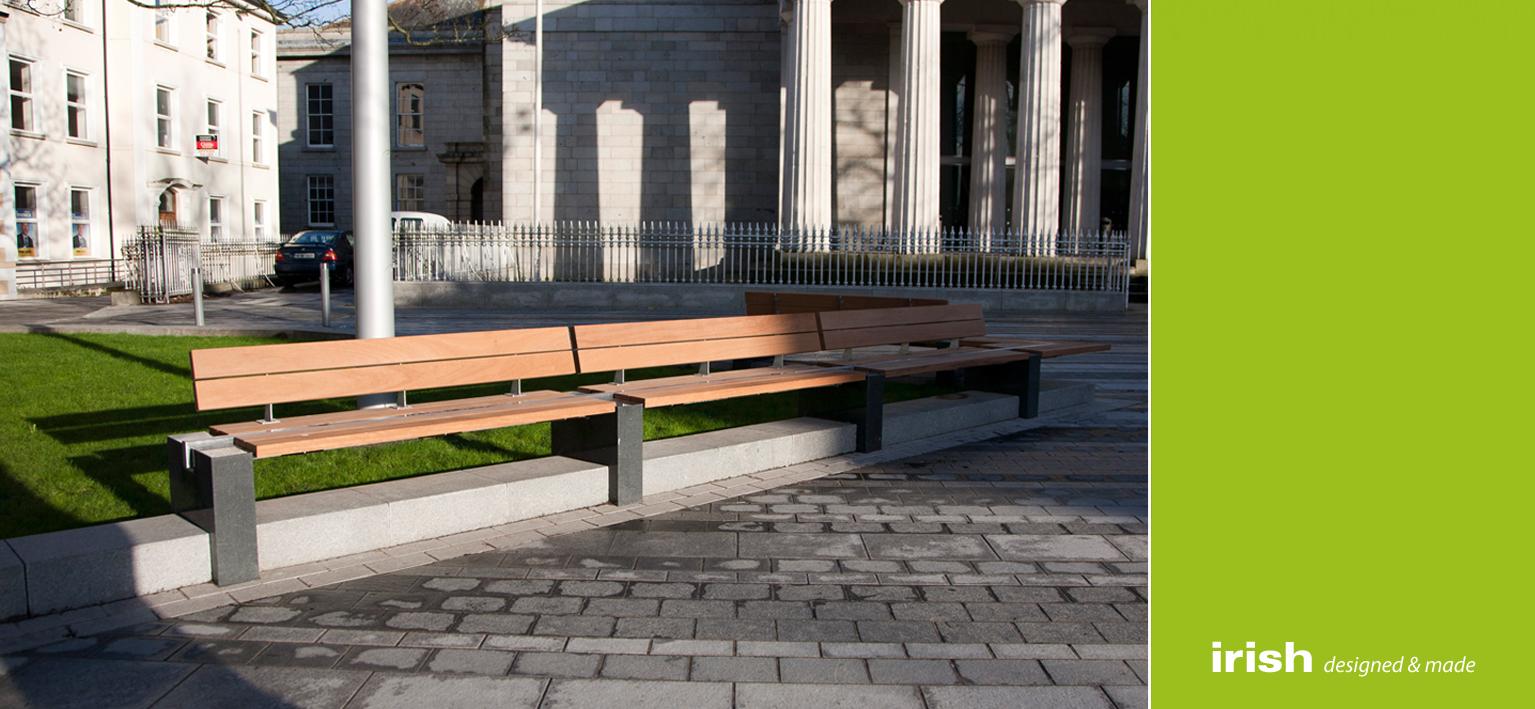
[{"left": 0, "top": 332, "right": 953, "bottom": 540}]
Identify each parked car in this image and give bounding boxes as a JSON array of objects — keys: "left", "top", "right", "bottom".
[
  {"left": 391, "top": 211, "right": 452, "bottom": 232},
  {"left": 273, "top": 230, "right": 354, "bottom": 286}
]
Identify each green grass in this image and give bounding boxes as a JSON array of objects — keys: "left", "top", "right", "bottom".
[{"left": 0, "top": 332, "right": 953, "bottom": 540}]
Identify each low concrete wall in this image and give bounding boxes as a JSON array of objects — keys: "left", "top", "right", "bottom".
[
  {"left": 394, "top": 282, "right": 1128, "bottom": 313},
  {"left": 0, "top": 388, "right": 1087, "bottom": 622}
]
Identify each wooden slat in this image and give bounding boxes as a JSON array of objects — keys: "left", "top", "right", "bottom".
[
  {"left": 191, "top": 327, "right": 573, "bottom": 380},
  {"left": 578, "top": 365, "right": 818, "bottom": 394},
  {"left": 235, "top": 395, "right": 616, "bottom": 459},
  {"left": 813, "top": 347, "right": 989, "bottom": 367},
  {"left": 743, "top": 291, "right": 777, "bottom": 315},
  {"left": 817, "top": 303, "right": 984, "bottom": 331},
  {"left": 194, "top": 350, "right": 576, "bottom": 411},
  {"left": 770, "top": 293, "right": 843, "bottom": 312},
  {"left": 819, "top": 319, "right": 988, "bottom": 351},
  {"left": 613, "top": 369, "right": 866, "bottom": 408},
  {"left": 572, "top": 313, "right": 817, "bottom": 349},
  {"left": 837, "top": 295, "right": 948, "bottom": 310},
  {"left": 849, "top": 348, "right": 1032, "bottom": 378},
  {"left": 210, "top": 390, "right": 567, "bottom": 436},
  {"left": 576, "top": 332, "right": 823, "bottom": 373},
  {"left": 959, "top": 337, "right": 1111, "bottom": 358}
]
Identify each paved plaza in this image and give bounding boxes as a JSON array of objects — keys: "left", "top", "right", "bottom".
[{"left": 0, "top": 291, "right": 1148, "bottom": 708}]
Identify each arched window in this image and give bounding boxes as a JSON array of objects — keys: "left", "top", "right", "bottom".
[{"left": 158, "top": 188, "right": 179, "bottom": 226}]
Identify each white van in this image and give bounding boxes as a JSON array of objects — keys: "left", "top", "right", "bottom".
[{"left": 390, "top": 211, "right": 452, "bottom": 232}]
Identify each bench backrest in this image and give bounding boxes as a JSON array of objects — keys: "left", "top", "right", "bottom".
[
  {"left": 572, "top": 314, "right": 821, "bottom": 373},
  {"left": 817, "top": 303, "right": 988, "bottom": 351},
  {"left": 190, "top": 327, "right": 578, "bottom": 411},
  {"left": 744, "top": 291, "right": 948, "bottom": 315}
]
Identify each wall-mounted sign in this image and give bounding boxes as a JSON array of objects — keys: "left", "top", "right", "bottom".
[{"left": 196, "top": 134, "right": 219, "bottom": 155}]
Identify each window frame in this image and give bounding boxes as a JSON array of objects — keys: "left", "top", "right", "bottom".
[
  {"left": 205, "top": 11, "right": 222, "bottom": 64},
  {"left": 395, "top": 174, "right": 426, "bottom": 212},
  {"left": 250, "top": 110, "right": 265, "bottom": 165},
  {"left": 207, "top": 195, "right": 225, "bottom": 242},
  {"left": 63, "top": 0, "right": 86, "bottom": 25},
  {"left": 154, "top": 0, "right": 174, "bottom": 46},
  {"left": 14, "top": 183, "right": 42, "bottom": 259},
  {"left": 155, "top": 85, "right": 176, "bottom": 151},
  {"left": 395, "top": 82, "right": 424, "bottom": 147},
  {"left": 205, "top": 98, "right": 223, "bottom": 159},
  {"left": 253, "top": 200, "right": 268, "bottom": 241},
  {"left": 306, "top": 83, "right": 335, "bottom": 148},
  {"left": 70, "top": 187, "right": 93, "bottom": 256},
  {"left": 9, "top": 56, "right": 36, "bottom": 134},
  {"left": 307, "top": 175, "right": 336, "bottom": 227},
  {"left": 249, "top": 29, "right": 265, "bottom": 78},
  {"left": 66, "top": 70, "right": 89, "bottom": 141}
]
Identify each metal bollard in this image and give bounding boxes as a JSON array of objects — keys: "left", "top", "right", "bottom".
[
  {"left": 192, "top": 267, "right": 205, "bottom": 326},
  {"left": 320, "top": 262, "right": 331, "bottom": 327}
]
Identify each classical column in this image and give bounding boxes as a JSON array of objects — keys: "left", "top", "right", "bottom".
[
  {"left": 1063, "top": 27, "right": 1114, "bottom": 236},
  {"left": 1014, "top": 0, "right": 1066, "bottom": 244},
  {"left": 1127, "top": 0, "right": 1149, "bottom": 261},
  {"left": 891, "top": 0, "right": 945, "bottom": 247},
  {"left": 967, "top": 27, "right": 1015, "bottom": 245},
  {"left": 781, "top": 0, "right": 834, "bottom": 236}
]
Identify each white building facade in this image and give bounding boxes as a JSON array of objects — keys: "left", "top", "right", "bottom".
[{"left": 2, "top": 0, "right": 280, "bottom": 298}]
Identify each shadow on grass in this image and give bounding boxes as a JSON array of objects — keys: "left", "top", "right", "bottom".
[
  {"left": 0, "top": 461, "right": 89, "bottom": 539},
  {"left": 36, "top": 332, "right": 193, "bottom": 378}
]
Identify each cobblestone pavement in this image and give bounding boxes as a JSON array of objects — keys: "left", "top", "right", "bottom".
[{"left": 0, "top": 407, "right": 1147, "bottom": 709}]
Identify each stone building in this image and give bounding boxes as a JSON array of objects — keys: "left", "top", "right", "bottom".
[
  {"left": 2, "top": 0, "right": 281, "bottom": 297},
  {"left": 275, "top": 0, "right": 1147, "bottom": 250}
]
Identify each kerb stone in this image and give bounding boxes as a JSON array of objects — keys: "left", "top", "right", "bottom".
[{"left": 8, "top": 515, "right": 210, "bottom": 616}]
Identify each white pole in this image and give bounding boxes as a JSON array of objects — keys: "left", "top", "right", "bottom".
[
  {"left": 353, "top": 0, "right": 395, "bottom": 407},
  {"left": 534, "top": 0, "right": 544, "bottom": 224}
]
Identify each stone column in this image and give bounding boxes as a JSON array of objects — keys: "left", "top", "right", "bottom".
[
  {"left": 781, "top": 0, "right": 834, "bottom": 237},
  {"left": 1063, "top": 27, "right": 1114, "bottom": 236},
  {"left": 891, "top": 0, "right": 945, "bottom": 248},
  {"left": 1127, "top": 0, "right": 1149, "bottom": 261},
  {"left": 1014, "top": 0, "right": 1066, "bottom": 245},
  {"left": 967, "top": 27, "right": 1015, "bottom": 245}
]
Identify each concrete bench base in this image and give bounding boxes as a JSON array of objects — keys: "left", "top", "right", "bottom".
[{"left": 0, "top": 390, "right": 1058, "bottom": 622}]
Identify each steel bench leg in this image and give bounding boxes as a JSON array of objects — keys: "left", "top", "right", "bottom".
[
  {"left": 168, "top": 434, "right": 258, "bottom": 586},
  {"left": 968, "top": 353, "right": 1042, "bottom": 419},
  {"left": 797, "top": 375, "right": 884, "bottom": 453},
  {"left": 551, "top": 404, "right": 645, "bottom": 506},
  {"left": 859, "top": 372, "right": 885, "bottom": 453}
]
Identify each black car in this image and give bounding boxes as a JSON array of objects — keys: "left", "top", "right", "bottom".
[{"left": 274, "top": 230, "right": 354, "bottom": 286}]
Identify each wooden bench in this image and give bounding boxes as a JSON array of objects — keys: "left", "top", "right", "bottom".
[
  {"left": 813, "top": 303, "right": 1058, "bottom": 418},
  {"left": 170, "top": 328, "right": 628, "bottom": 585},
  {"left": 744, "top": 291, "right": 948, "bottom": 315},
  {"left": 569, "top": 313, "right": 880, "bottom": 476}
]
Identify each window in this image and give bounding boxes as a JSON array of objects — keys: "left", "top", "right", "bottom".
[
  {"left": 253, "top": 200, "right": 268, "bottom": 240},
  {"left": 15, "top": 185, "right": 39, "bottom": 258},
  {"left": 396, "top": 174, "right": 425, "bottom": 211},
  {"left": 206, "top": 12, "right": 221, "bottom": 62},
  {"left": 156, "top": 86, "right": 174, "bottom": 149},
  {"left": 154, "top": 0, "right": 173, "bottom": 45},
  {"left": 308, "top": 175, "right": 335, "bottom": 226},
  {"left": 306, "top": 83, "right": 334, "bottom": 147},
  {"left": 63, "top": 0, "right": 84, "bottom": 24},
  {"left": 251, "top": 110, "right": 264, "bottom": 163},
  {"left": 9, "top": 58, "right": 34, "bottom": 132},
  {"left": 208, "top": 196, "right": 224, "bottom": 241},
  {"left": 66, "top": 72, "right": 88, "bottom": 140},
  {"left": 71, "top": 189, "right": 91, "bottom": 256},
  {"left": 249, "top": 30, "right": 264, "bottom": 76},
  {"left": 205, "top": 99, "right": 222, "bottom": 157},
  {"left": 396, "top": 83, "right": 424, "bottom": 146}
]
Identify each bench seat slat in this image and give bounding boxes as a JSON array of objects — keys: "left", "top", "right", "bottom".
[
  {"left": 191, "top": 327, "right": 573, "bottom": 380},
  {"left": 958, "top": 337, "right": 1112, "bottom": 357},
  {"left": 194, "top": 350, "right": 576, "bottom": 411},
  {"left": 574, "top": 313, "right": 817, "bottom": 349},
  {"left": 210, "top": 390, "right": 569, "bottom": 436},
  {"left": 612, "top": 369, "right": 866, "bottom": 408},
  {"left": 576, "top": 332, "right": 823, "bottom": 374},
  {"left": 233, "top": 394, "right": 616, "bottom": 459},
  {"left": 577, "top": 364, "right": 820, "bottom": 395},
  {"left": 815, "top": 347, "right": 1033, "bottom": 378}
]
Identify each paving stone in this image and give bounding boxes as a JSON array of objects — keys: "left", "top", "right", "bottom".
[
  {"left": 567, "top": 637, "right": 650, "bottom": 655},
  {"left": 583, "top": 598, "right": 661, "bottom": 616},
  {"left": 453, "top": 614, "right": 534, "bottom": 635},
  {"left": 660, "top": 600, "right": 734, "bottom": 618},
  {"left": 239, "top": 626, "right": 325, "bottom": 644},
  {"left": 778, "top": 657, "right": 870, "bottom": 684},
  {"left": 534, "top": 615, "right": 615, "bottom": 637},
  {"left": 614, "top": 617, "right": 696, "bottom": 639},
  {"left": 1066, "top": 586, "right": 1140, "bottom": 603},
  {"left": 340, "top": 646, "right": 429, "bottom": 671},
  {"left": 600, "top": 653, "right": 690, "bottom": 680},
  {"left": 813, "top": 602, "right": 892, "bottom": 621},
  {"left": 867, "top": 658, "right": 959, "bottom": 684},
  {"left": 481, "top": 635, "right": 565, "bottom": 652},
  {"left": 856, "top": 620, "right": 942, "bottom": 643},
  {"left": 424, "top": 648, "right": 516, "bottom": 675},
  {"left": 920, "top": 586, "right": 995, "bottom": 603},
  {"left": 738, "top": 534, "right": 868, "bottom": 559},
  {"left": 695, "top": 618, "right": 776, "bottom": 640},
  {"left": 1015, "top": 622, "right": 1107, "bottom": 644},
  {"left": 1105, "top": 685, "right": 1148, "bottom": 709},
  {"left": 400, "top": 632, "right": 483, "bottom": 648},
  {"left": 739, "top": 601, "right": 813, "bottom": 619},
  {"left": 1042, "top": 659, "right": 1143, "bottom": 685},
  {"left": 629, "top": 582, "right": 698, "bottom": 599},
  {"left": 775, "top": 585, "right": 845, "bottom": 601},
  {"left": 151, "top": 665, "right": 370, "bottom": 709},
  {"left": 422, "top": 578, "right": 482, "bottom": 592},
  {"left": 511, "top": 651, "right": 601, "bottom": 678},
  {"left": 483, "top": 579, "right": 556, "bottom": 595},
  {"left": 841, "top": 560, "right": 904, "bottom": 573},
  {"left": 168, "top": 639, "right": 268, "bottom": 665},
  {"left": 92, "top": 636, "right": 186, "bottom": 661},
  {"left": 905, "top": 642, "right": 993, "bottom": 659},
  {"left": 511, "top": 597, "right": 584, "bottom": 615},
  {"left": 385, "top": 611, "right": 457, "bottom": 632},
  {"left": 889, "top": 602, "right": 970, "bottom": 622},
  {"left": 649, "top": 638, "right": 732, "bottom": 655},
  {"left": 992, "top": 586, "right": 1067, "bottom": 603},
  {"left": 308, "top": 611, "right": 385, "bottom": 629},
  {"left": 863, "top": 535, "right": 998, "bottom": 560},
  {"left": 540, "top": 678, "right": 732, "bottom": 708},
  {"left": 227, "top": 606, "right": 303, "bottom": 624},
  {"left": 923, "top": 685, "right": 1116, "bottom": 709},
  {"left": 821, "top": 642, "right": 905, "bottom": 658},
  {"left": 937, "top": 621, "right": 1024, "bottom": 644},
  {"left": 346, "top": 674, "right": 548, "bottom": 708},
  {"left": 1092, "top": 622, "right": 1147, "bottom": 644},
  {"left": 776, "top": 619, "right": 860, "bottom": 642},
  {"left": 991, "top": 643, "right": 1079, "bottom": 659},
  {"left": 1114, "top": 603, "right": 1149, "bottom": 622},
  {"left": 560, "top": 580, "right": 627, "bottom": 597},
  {"left": 737, "top": 640, "right": 821, "bottom": 658},
  {"left": 1041, "top": 604, "right": 1126, "bottom": 623},
  {"left": 703, "top": 583, "right": 771, "bottom": 600},
  {"left": 440, "top": 596, "right": 506, "bottom": 612},
  {"left": 954, "top": 658, "right": 1053, "bottom": 685},
  {"left": 965, "top": 603, "right": 1049, "bottom": 622},
  {"left": 247, "top": 643, "right": 347, "bottom": 669}
]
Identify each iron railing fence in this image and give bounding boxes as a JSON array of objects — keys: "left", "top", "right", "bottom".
[
  {"left": 13, "top": 260, "right": 126, "bottom": 290},
  {"left": 394, "top": 223, "right": 1131, "bottom": 293},
  {"left": 124, "top": 227, "right": 281, "bottom": 303}
]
